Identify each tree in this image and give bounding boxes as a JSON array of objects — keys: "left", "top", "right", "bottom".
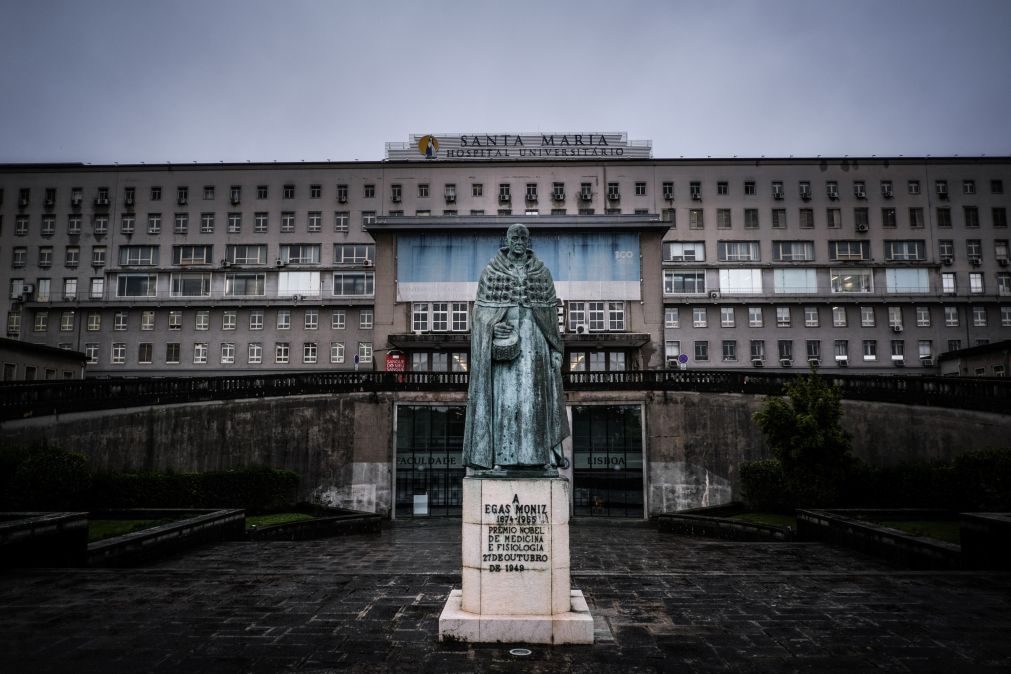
[{"left": 752, "top": 369, "right": 855, "bottom": 507}]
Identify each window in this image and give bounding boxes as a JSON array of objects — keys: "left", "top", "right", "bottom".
[
  {"left": 274, "top": 342, "right": 290, "bottom": 364},
  {"left": 635, "top": 182, "right": 647, "bottom": 196},
  {"left": 663, "top": 241, "right": 705, "bottom": 262},
  {"left": 221, "top": 310, "right": 236, "bottom": 330},
  {"left": 720, "top": 307, "right": 735, "bottom": 328},
  {"left": 744, "top": 181, "right": 756, "bottom": 196},
  {"left": 663, "top": 270, "right": 705, "bottom": 294},
  {"left": 307, "top": 211, "right": 322, "bottom": 232},
  {"left": 174, "top": 213, "right": 188, "bottom": 234},
  {"left": 194, "top": 310, "right": 209, "bottom": 331},
  {"left": 359, "top": 309, "right": 374, "bottom": 330},
  {"left": 832, "top": 306, "right": 847, "bottom": 327},
  {"left": 826, "top": 181, "right": 839, "bottom": 198},
  {"left": 191, "top": 343, "right": 207, "bottom": 364},
  {"left": 969, "top": 272, "right": 984, "bottom": 294},
  {"left": 39, "top": 247, "right": 53, "bottom": 267},
  {"left": 711, "top": 208, "right": 731, "bottom": 229},
  {"left": 451, "top": 303, "right": 469, "bottom": 331},
  {"left": 860, "top": 306, "right": 875, "bottom": 327},
  {"left": 664, "top": 340, "right": 681, "bottom": 362},
  {"left": 361, "top": 211, "right": 376, "bottom": 230},
  {"left": 33, "top": 311, "right": 48, "bottom": 332},
  {"left": 170, "top": 273, "right": 211, "bottom": 297},
  {"left": 750, "top": 340, "right": 766, "bottom": 362},
  {"left": 662, "top": 182, "right": 674, "bottom": 200},
  {"left": 335, "top": 211, "right": 350, "bottom": 232},
  {"left": 143, "top": 213, "right": 161, "bottom": 234},
  {"left": 332, "top": 310, "right": 346, "bottom": 329},
  {"left": 330, "top": 342, "right": 345, "bottom": 364},
  {"left": 225, "top": 244, "right": 267, "bottom": 265},
  {"left": 140, "top": 310, "right": 154, "bottom": 331},
  {"left": 249, "top": 309, "right": 263, "bottom": 330},
  {"left": 279, "top": 244, "right": 321, "bottom": 265},
  {"left": 807, "top": 340, "right": 822, "bottom": 362},
  {"left": 998, "top": 272, "right": 1011, "bottom": 296},
  {"left": 881, "top": 180, "right": 893, "bottom": 198},
  {"left": 722, "top": 340, "right": 737, "bottom": 362},
  {"left": 87, "top": 311, "right": 101, "bottom": 331},
  {"left": 280, "top": 212, "right": 295, "bottom": 232},
  {"left": 882, "top": 208, "right": 897, "bottom": 228},
  {"left": 165, "top": 343, "right": 180, "bottom": 364},
  {"left": 607, "top": 302, "right": 625, "bottom": 331},
  {"left": 827, "top": 208, "right": 841, "bottom": 229},
  {"left": 587, "top": 302, "right": 606, "bottom": 331},
  {"left": 937, "top": 207, "right": 952, "bottom": 228},
  {"left": 907, "top": 180, "right": 920, "bottom": 195},
  {"left": 173, "top": 245, "right": 212, "bottom": 265},
  {"left": 776, "top": 307, "right": 791, "bottom": 327},
  {"left": 68, "top": 214, "right": 82, "bottom": 235},
  {"left": 942, "top": 272, "right": 956, "bottom": 294},
  {"left": 718, "top": 241, "right": 759, "bottom": 262},
  {"left": 225, "top": 212, "right": 242, "bottom": 234},
  {"left": 84, "top": 343, "right": 99, "bottom": 365},
  {"left": 772, "top": 241, "right": 814, "bottom": 261},
  {"left": 883, "top": 269, "right": 930, "bottom": 294},
  {"left": 829, "top": 240, "right": 870, "bottom": 261},
  {"left": 253, "top": 212, "right": 268, "bottom": 233},
  {"left": 964, "top": 206, "right": 979, "bottom": 228},
  {"left": 119, "top": 245, "right": 159, "bottom": 266},
  {"left": 744, "top": 209, "right": 759, "bottom": 229},
  {"left": 692, "top": 307, "right": 707, "bottom": 328},
  {"left": 863, "top": 340, "right": 877, "bottom": 361},
  {"left": 798, "top": 209, "right": 814, "bottom": 229},
  {"left": 909, "top": 207, "right": 924, "bottom": 229},
  {"left": 168, "top": 311, "right": 182, "bottom": 330},
  {"left": 771, "top": 209, "right": 786, "bottom": 229},
  {"left": 92, "top": 246, "right": 106, "bottom": 267},
  {"left": 804, "top": 306, "right": 819, "bottom": 327},
  {"left": 966, "top": 239, "right": 982, "bottom": 262},
  {"left": 116, "top": 274, "right": 157, "bottom": 297},
  {"left": 748, "top": 307, "right": 763, "bottom": 327},
  {"left": 854, "top": 208, "right": 869, "bottom": 231},
  {"left": 334, "top": 244, "right": 374, "bottom": 264},
  {"left": 944, "top": 306, "right": 959, "bottom": 327},
  {"left": 332, "top": 272, "right": 374, "bottom": 296},
  {"left": 689, "top": 209, "right": 703, "bottom": 229},
  {"left": 1002, "top": 306, "right": 1011, "bottom": 327},
  {"left": 42, "top": 215, "right": 56, "bottom": 236},
  {"left": 694, "top": 341, "right": 709, "bottom": 361},
  {"left": 65, "top": 246, "right": 80, "bottom": 267},
  {"left": 830, "top": 268, "right": 873, "bottom": 293},
  {"left": 303, "top": 342, "right": 318, "bottom": 364},
  {"left": 891, "top": 340, "right": 905, "bottom": 362},
  {"left": 224, "top": 273, "right": 265, "bottom": 296},
  {"left": 885, "top": 240, "right": 925, "bottom": 261},
  {"left": 961, "top": 179, "right": 976, "bottom": 195},
  {"left": 834, "top": 340, "right": 849, "bottom": 362},
  {"left": 718, "top": 269, "right": 763, "bottom": 294},
  {"left": 62, "top": 278, "right": 77, "bottom": 301},
  {"left": 665, "top": 307, "right": 679, "bottom": 329},
  {"left": 200, "top": 212, "right": 214, "bottom": 233},
  {"left": 276, "top": 309, "right": 291, "bottom": 330},
  {"left": 111, "top": 343, "right": 126, "bottom": 365},
  {"left": 996, "top": 240, "right": 1010, "bottom": 263},
  {"left": 972, "top": 306, "right": 987, "bottom": 327},
  {"left": 358, "top": 342, "right": 373, "bottom": 364},
  {"left": 916, "top": 306, "right": 930, "bottom": 327},
  {"left": 918, "top": 340, "right": 933, "bottom": 362}
]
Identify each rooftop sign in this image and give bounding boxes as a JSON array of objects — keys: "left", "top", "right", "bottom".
[{"left": 385, "top": 132, "right": 652, "bottom": 161}]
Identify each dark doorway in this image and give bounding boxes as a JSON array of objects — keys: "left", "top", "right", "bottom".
[
  {"left": 571, "top": 405, "right": 644, "bottom": 517},
  {"left": 395, "top": 405, "right": 465, "bottom": 517}
]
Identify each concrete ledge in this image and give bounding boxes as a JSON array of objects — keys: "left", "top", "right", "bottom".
[
  {"left": 0, "top": 512, "right": 89, "bottom": 568},
  {"left": 654, "top": 504, "right": 793, "bottom": 541},
  {"left": 797, "top": 509, "right": 961, "bottom": 570},
  {"left": 88, "top": 509, "right": 245, "bottom": 568},
  {"left": 439, "top": 589, "right": 593, "bottom": 645},
  {"left": 246, "top": 508, "right": 383, "bottom": 541}
]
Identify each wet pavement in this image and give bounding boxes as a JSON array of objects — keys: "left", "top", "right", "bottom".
[{"left": 2, "top": 518, "right": 1010, "bottom": 672}]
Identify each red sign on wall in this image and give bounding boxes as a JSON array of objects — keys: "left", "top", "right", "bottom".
[{"left": 386, "top": 351, "right": 405, "bottom": 372}]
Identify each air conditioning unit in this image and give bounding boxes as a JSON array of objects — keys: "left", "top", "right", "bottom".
[
  {"left": 276, "top": 258, "right": 285, "bottom": 266},
  {"left": 969, "top": 257, "right": 981, "bottom": 266},
  {"left": 855, "top": 190, "right": 867, "bottom": 199},
  {"left": 499, "top": 194, "right": 511, "bottom": 203},
  {"left": 893, "top": 358, "right": 905, "bottom": 367},
  {"left": 178, "top": 197, "right": 188, "bottom": 206},
  {"left": 942, "top": 256, "right": 953, "bottom": 266},
  {"left": 445, "top": 194, "right": 456, "bottom": 203},
  {"left": 221, "top": 260, "right": 232, "bottom": 268},
  {"left": 363, "top": 259, "right": 373, "bottom": 267},
  {"left": 63, "top": 294, "right": 76, "bottom": 301},
  {"left": 663, "top": 191, "right": 674, "bottom": 201},
  {"left": 920, "top": 357, "right": 934, "bottom": 367},
  {"left": 338, "top": 195, "right": 348, "bottom": 204},
  {"left": 891, "top": 324, "right": 903, "bottom": 333},
  {"left": 44, "top": 197, "right": 55, "bottom": 207},
  {"left": 230, "top": 196, "right": 240, "bottom": 205},
  {"left": 827, "top": 190, "right": 839, "bottom": 200},
  {"left": 752, "top": 358, "right": 764, "bottom": 367},
  {"left": 18, "top": 197, "right": 29, "bottom": 207},
  {"left": 856, "top": 223, "right": 869, "bottom": 233},
  {"left": 808, "top": 358, "right": 821, "bottom": 367},
  {"left": 292, "top": 294, "right": 303, "bottom": 302},
  {"left": 883, "top": 189, "right": 894, "bottom": 198},
  {"left": 780, "top": 358, "right": 792, "bottom": 367},
  {"left": 800, "top": 192, "right": 811, "bottom": 201},
  {"left": 575, "top": 324, "right": 590, "bottom": 335},
  {"left": 709, "top": 291, "right": 721, "bottom": 299},
  {"left": 773, "top": 192, "right": 784, "bottom": 200},
  {"left": 998, "top": 258, "right": 1009, "bottom": 267},
  {"left": 579, "top": 190, "right": 592, "bottom": 201},
  {"left": 71, "top": 196, "right": 82, "bottom": 206},
  {"left": 391, "top": 194, "right": 401, "bottom": 203},
  {"left": 23, "top": 283, "right": 34, "bottom": 295},
  {"left": 836, "top": 357, "right": 849, "bottom": 367},
  {"left": 608, "top": 192, "right": 620, "bottom": 201},
  {"left": 94, "top": 197, "right": 109, "bottom": 206},
  {"left": 124, "top": 196, "right": 135, "bottom": 206},
  {"left": 691, "top": 192, "right": 702, "bottom": 201},
  {"left": 666, "top": 358, "right": 678, "bottom": 368},
  {"left": 552, "top": 192, "right": 565, "bottom": 201}
]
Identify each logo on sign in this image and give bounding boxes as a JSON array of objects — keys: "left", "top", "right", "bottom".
[{"left": 417, "top": 134, "right": 439, "bottom": 159}]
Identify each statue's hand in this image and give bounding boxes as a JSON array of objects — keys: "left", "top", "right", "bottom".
[
  {"left": 551, "top": 351, "right": 562, "bottom": 369},
  {"left": 493, "top": 322, "right": 514, "bottom": 339}
]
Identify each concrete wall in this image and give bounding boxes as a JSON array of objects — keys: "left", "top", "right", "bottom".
[{"left": 3, "top": 391, "right": 1009, "bottom": 518}]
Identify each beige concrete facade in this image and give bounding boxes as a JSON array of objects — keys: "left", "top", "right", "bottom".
[{"left": 2, "top": 156, "right": 1010, "bottom": 376}]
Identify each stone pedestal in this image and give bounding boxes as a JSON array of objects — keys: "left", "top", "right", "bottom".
[{"left": 438, "top": 477, "right": 594, "bottom": 644}]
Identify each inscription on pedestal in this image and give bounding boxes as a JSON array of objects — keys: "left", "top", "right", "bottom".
[{"left": 483, "top": 494, "right": 550, "bottom": 571}]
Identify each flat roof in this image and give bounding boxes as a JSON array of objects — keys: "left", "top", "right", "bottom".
[{"left": 368, "top": 214, "right": 671, "bottom": 231}]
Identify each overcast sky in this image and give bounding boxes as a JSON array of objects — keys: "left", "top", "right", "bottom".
[{"left": 2, "top": 0, "right": 1010, "bottom": 164}]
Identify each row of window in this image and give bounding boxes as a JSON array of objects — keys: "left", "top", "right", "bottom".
[
  {"left": 85, "top": 340, "right": 373, "bottom": 367},
  {"left": 663, "top": 305, "right": 1011, "bottom": 329},
  {"left": 665, "top": 338, "right": 970, "bottom": 366},
  {"left": 663, "top": 268, "right": 1011, "bottom": 295},
  {"left": 664, "top": 239, "right": 1011, "bottom": 263},
  {"left": 22, "top": 307, "right": 373, "bottom": 334},
  {"left": 661, "top": 206, "right": 1007, "bottom": 230},
  {"left": 6, "top": 177, "right": 1003, "bottom": 210}
]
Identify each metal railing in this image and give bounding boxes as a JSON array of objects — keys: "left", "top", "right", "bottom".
[{"left": 0, "top": 370, "right": 1008, "bottom": 421}]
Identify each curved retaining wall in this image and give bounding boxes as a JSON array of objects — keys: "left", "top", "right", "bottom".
[{"left": 3, "top": 391, "right": 1009, "bottom": 517}]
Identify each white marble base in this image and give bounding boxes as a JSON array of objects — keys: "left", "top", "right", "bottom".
[{"left": 439, "top": 589, "right": 594, "bottom": 644}]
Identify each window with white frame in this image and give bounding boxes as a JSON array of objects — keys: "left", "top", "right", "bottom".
[
  {"left": 918, "top": 340, "right": 932, "bottom": 360},
  {"left": 1001, "top": 306, "right": 1011, "bottom": 327},
  {"left": 85, "top": 343, "right": 99, "bottom": 364},
  {"left": 304, "top": 309, "right": 319, "bottom": 330},
  {"left": 587, "top": 302, "right": 606, "bottom": 331},
  {"left": 280, "top": 212, "right": 295, "bottom": 232},
  {"left": 120, "top": 214, "right": 135, "bottom": 235},
  {"left": 829, "top": 240, "right": 870, "bottom": 261},
  {"left": 607, "top": 302, "right": 625, "bottom": 330},
  {"left": 334, "top": 244, "right": 374, "bottom": 264},
  {"left": 194, "top": 310, "right": 209, "bottom": 331},
  {"left": 833, "top": 306, "right": 847, "bottom": 327},
  {"left": 307, "top": 211, "right": 322, "bottom": 232},
  {"left": 193, "top": 343, "right": 208, "bottom": 364},
  {"left": 773, "top": 268, "right": 817, "bottom": 294},
  {"left": 332, "top": 272, "right": 374, "bottom": 297},
  {"left": 804, "top": 306, "right": 819, "bottom": 327},
  {"left": 222, "top": 273, "right": 264, "bottom": 296},
  {"left": 915, "top": 306, "right": 930, "bottom": 327},
  {"left": 249, "top": 309, "right": 263, "bottom": 330},
  {"left": 174, "top": 213, "right": 188, "bottom": 234},
  {"left": 888, "top": 306, "right": 902, "bottom": 328},
  {"left": 225, "top": 244, "right": 267, "bottom": 265},
  {"left": 200, "top": 212, "right": 214, "bottom": 233},
  {"left": 885, "top": 240, "right": 925, "bottom": 261},
  {"left": 62, "top": 278, "right": 77, "bottom": 300},
  {"left": 329, "top": 342, "right": 345, "bottom": 364},
  {"left": 220, "top": 343, "right": 235, "bottom": 364},
  {"left": 451, "top": 303, "right": 469, "bottom": 331},
  {"left": 717, "top": 241, "right": 760, "bottom": 262},
  {"left": 276, "top": 309, "right": 290, "bottom": 330},
  {"left": 664, "top": 340, "right": 681, "bottom": 361},
  {"left": 664, "top": 270, "right": 706, "bottom": 294},
  {"left": 278, "top": 271, "right": 320, "bottom": 296},
  {"left": 111, "top": 342, "right": 126, "bottom": 365},
  {"left": 332, "top": 310, "right": 346, "bottom": 329},
  {"left": 92, "top": 246, "right": 106, "bottom": 267},
  {"left": 692, "top": 307, "right": 707, "bottom": 328},
  {"left": 748, "top": 306, "right": 763, "bottom": 327},
  {"left": 719, "top": 268, "right": 763, "bottom": 294},
  {"left": 834, "top": 340, "right": 849, "bottom": 361},
  {"left": 220, "top": 310, "right": 236, "bottom": 330},
  {"left": 973, "top": 306, "right": 987, "bottom": 327},
  {"left": 116, "top": 274, "right": 157, "bottom": 297},
  {"left": 227, "top": 213, "right": 241, "bottom": 233},
  {"left": 275, "top": 342, "right": 290, "bottom": 364},
  {"left": 663, "top": 241, "right": 705, "bottom": 262},
  {"left": 358, "top": 342, "right": 373, "bottom": 363},
  {"left": 170, "top": 273, "right": 211, "bottom": 297},
  {"left": 776, "top": 307, "right": 791, "bottom": 327},
  {"left": 942, "top": 272, "right": 956, "bottom": 294},
  {"left": 119, "top": 245, "right": 159, "bottom": 266},
  {"left": 863, "top": 340, "right": 877, "bottom": 361},
  {"left": 248, "top": 343, "right": 262, "bottom": 364},
  {"left": 720, "top": 306, "right": 735, "bottom": 327},
  {"left": 860, "top": 306, "right": 875, "bottom": 327},
  {"left": 665, "top": 307, "right": 679, "bottom": 328},
  {"left": 694, "top": 341, "right": 709, "bottom": 361},
  {"left": 772, "top": 241, "right": 814, "bottom": 261},
  {"left": 254, "top": 212, "right": 268, "bottom": 233},
  {"left": 33, "top": 311, "right": 48, "bottom": 332},
  {"left": 943, "top": 305, "right": 959, "bottom": 326},
  {"left": 358, "top": 309, "right": 373, "bottom": 330},
  {"left": 969, "top": 272, "right": 984, "bottom": 294},
  {"left": 87, "top": 311, "right": 101, "bottom": 331},
  {"left": 303, "top": 342, "right": 318, "bottom": 364},
  {"left": 998, "top": 272, "right": 1011, "bottom": 295},
  {"left": 885, "top": 268, "right": 929, "bottom": 293},
  {"left": 722, "top": 340, "right": 737, "bottom": 362},
  {"left": 280, "top": 244, "right": 321, "bottom": 265}
]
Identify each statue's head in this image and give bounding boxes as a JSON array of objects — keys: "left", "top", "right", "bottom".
[{"left": 505, "top": 223, "right": 530, "bottom": 257}]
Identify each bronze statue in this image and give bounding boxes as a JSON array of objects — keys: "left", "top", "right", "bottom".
[{"left": 462, "top": 224, "right": 569, "bottom": 473}]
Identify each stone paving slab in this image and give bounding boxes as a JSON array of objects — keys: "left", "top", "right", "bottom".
[{"left": 1, "top": 519, "right": 1010, "bottom": 672}]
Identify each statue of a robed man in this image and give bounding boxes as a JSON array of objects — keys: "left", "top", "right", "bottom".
[{"left": 462, "top": 224, "right": 569, "bottom": 472}]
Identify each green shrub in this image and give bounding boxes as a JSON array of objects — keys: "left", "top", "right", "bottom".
[
  {"left": 739, "top": 459, "right": 791, "bottom": 512},
  {"left": 7, "top": 445, "right": 92, "bottom": 511}
]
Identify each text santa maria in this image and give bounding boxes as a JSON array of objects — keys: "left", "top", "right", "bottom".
[{"left": 385, "top": 132, "right": 652, "bottom": 161}]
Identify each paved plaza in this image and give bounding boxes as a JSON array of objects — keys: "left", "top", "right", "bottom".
[{"left": 2, "top": 519, "right": 1010, "bottom": 672}]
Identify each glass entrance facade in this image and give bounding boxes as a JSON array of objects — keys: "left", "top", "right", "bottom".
[
  {"left": 395, "top": 405, "right": 465, "bottom": 517},
  {"left": 571, "top": 405, "right": 644, "bottom": 517}
]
